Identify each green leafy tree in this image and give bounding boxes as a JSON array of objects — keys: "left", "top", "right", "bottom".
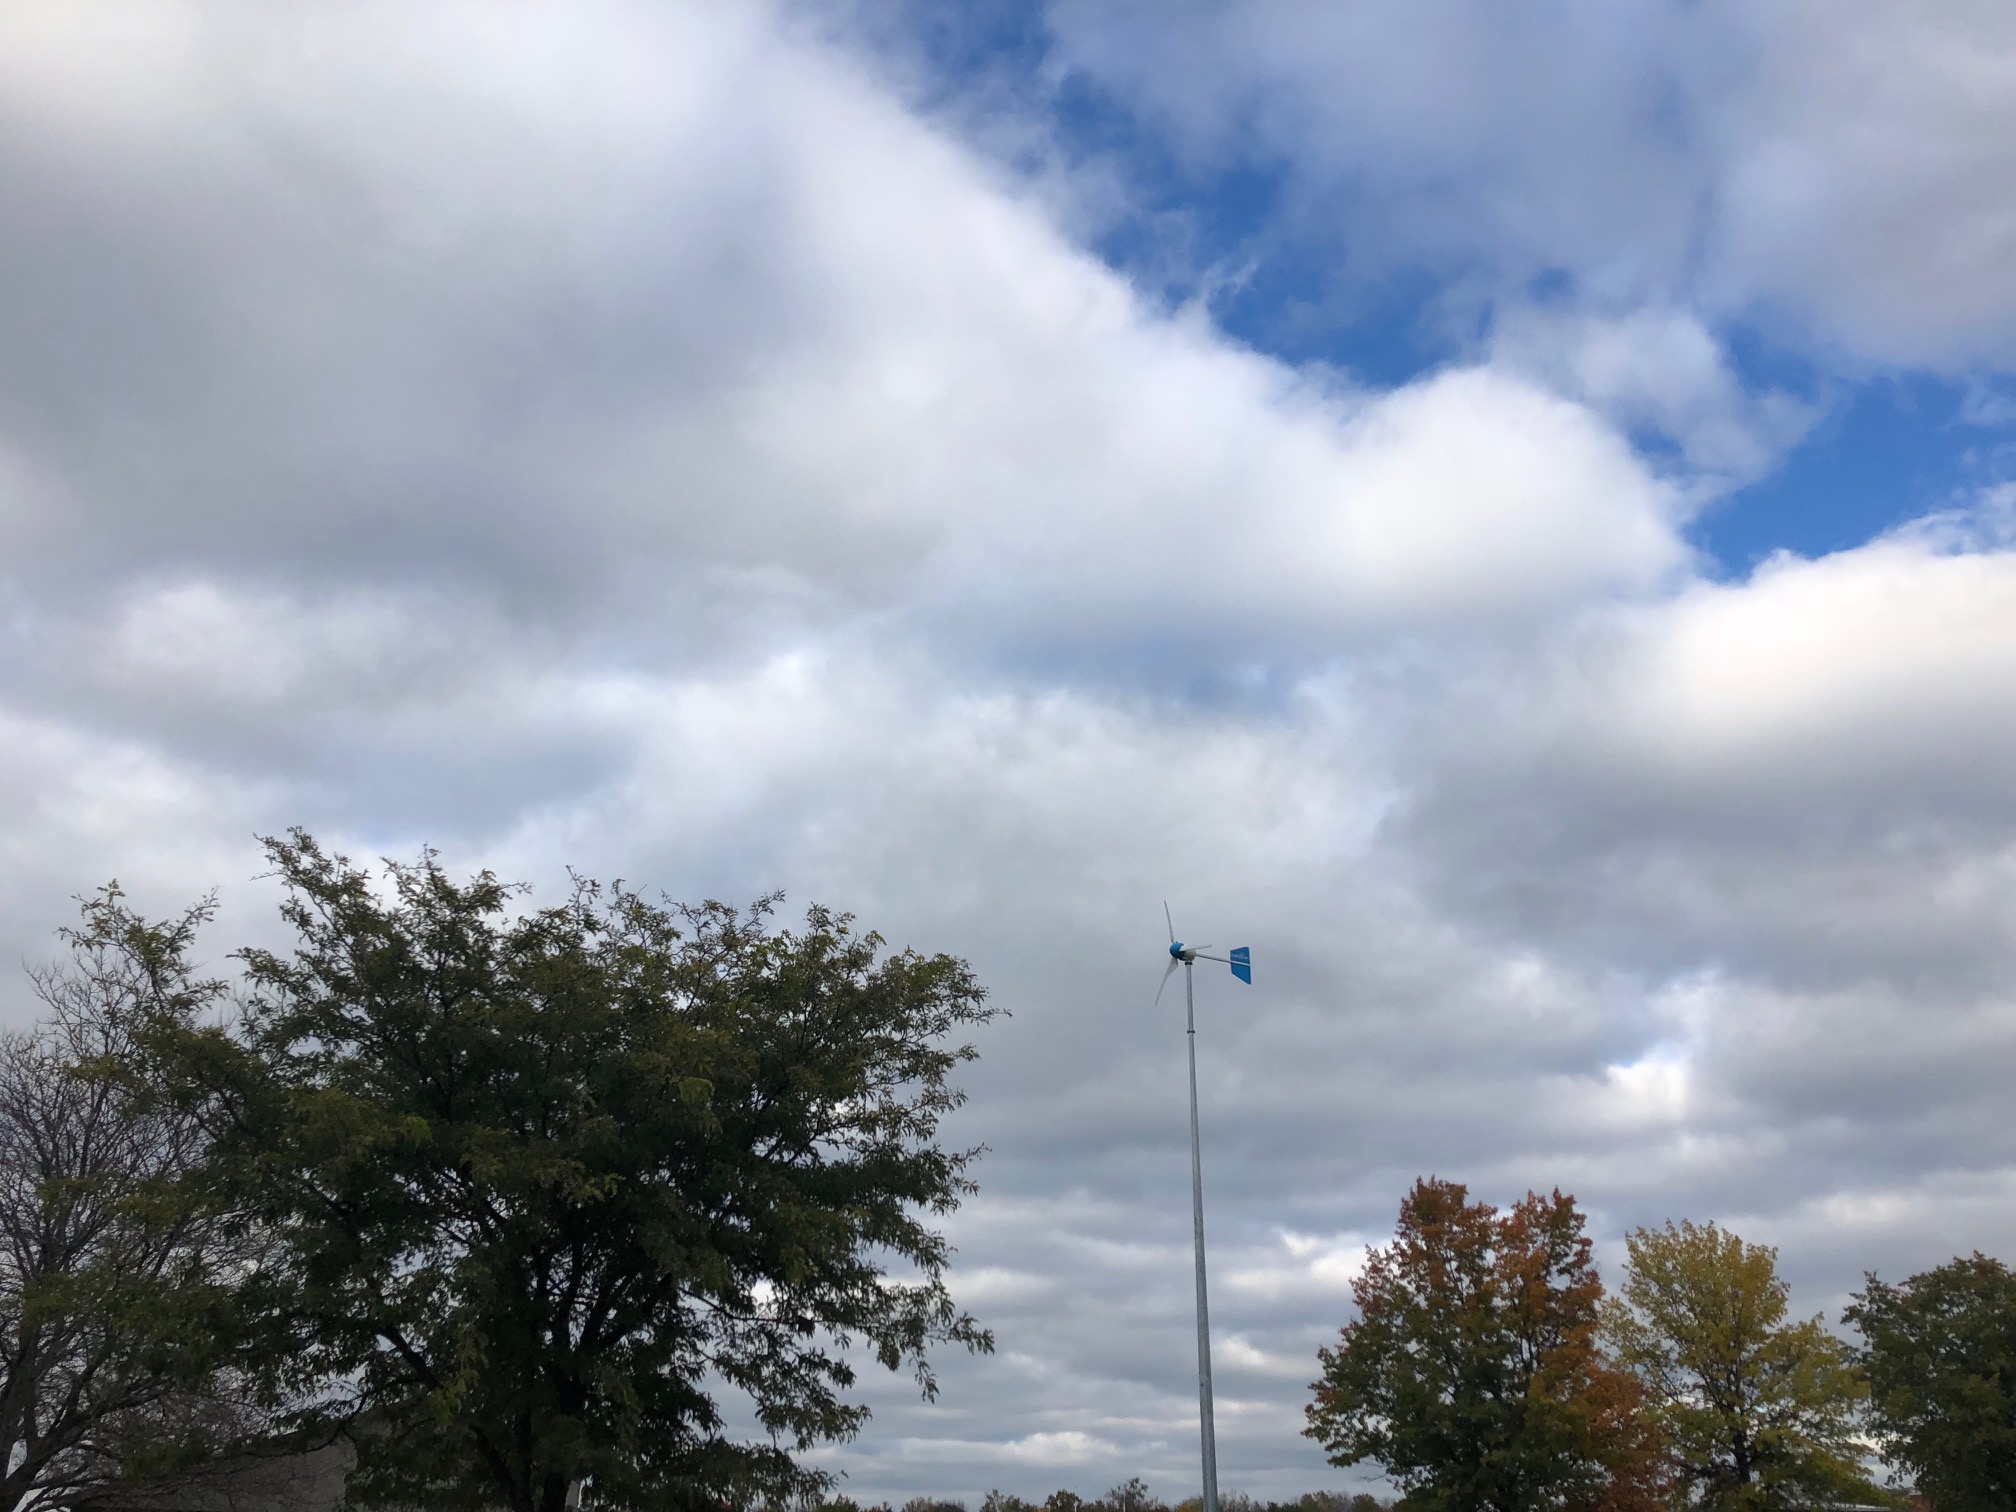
[
  {"left": 1305, "top": 1177, "right": 1663, "bottom": 1512},
  {"left": 137, "top": 832, "right": 997, "bottom": 1512},
  {"left": 1603, "top": 1220, "right": 1884, "bottom": 1509},
  {"left": 1847, "top": 1252, "right": 2016, "bottom": 1510}
]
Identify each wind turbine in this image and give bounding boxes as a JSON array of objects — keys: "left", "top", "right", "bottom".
[{"left": 1158, "top": 905, "right": 1250, "bottom": 1512}]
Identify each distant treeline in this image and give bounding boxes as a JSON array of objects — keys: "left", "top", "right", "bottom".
[{"left": 838, "top": 1489, "right": 1390, "bottom": 1512}]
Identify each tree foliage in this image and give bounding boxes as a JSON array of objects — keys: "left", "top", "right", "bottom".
[
  {"left": 1304, "top": 1177, "right": 1662, "bottom": 1512},
  {"left": 1603, "top": 1220, "right": 1883, "bottom": 1509},
  {"left": 0, "top": 890, "right": 262, "bottom": 1512},
  {"left": 1847, "top": 1252, "right": 2016, "bottom": 1511},
  {"left": 135, "top": 832, "right": 997, "bottom": 1512}
]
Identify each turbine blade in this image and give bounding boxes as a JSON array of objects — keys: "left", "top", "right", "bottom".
[
  {"left": 1164, "top": 901, "right": 1175, "bottom": 944},
  {"left": 1154, "top": 955, "right": 1180, "bottom": 1007}
]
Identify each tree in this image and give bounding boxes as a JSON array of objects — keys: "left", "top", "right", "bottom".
[
  {"left": 136, "top": 832, "right": 998, "bottom": 1512},
  {"left": 1305, "top": 1178, "right": 1663, "bottom": 1512},
  {"left": 1100, "top": 1479, "right": 1166, "bottom": 1512},
  {"left": 1847, "top": 1252, "right": 2016, "bottom": 1510},
  {"left": 0, "top": 890, "right": 264, "bottom": 1511},
  {"left": 1603, "top": 1220, "right": 1883, "bottom": 1509}
]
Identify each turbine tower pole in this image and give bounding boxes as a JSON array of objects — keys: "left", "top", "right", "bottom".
[
  {"left": 1159, "top": 909, "right": 1245, "bottom": 1512},
  {"left": 1185, "top": 956, "right": 1220, "bottom": 1512}
]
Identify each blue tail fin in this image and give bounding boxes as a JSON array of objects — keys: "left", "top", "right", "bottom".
[{"left": 1229, "top": 946, "right": 1251, "bottom": 984}]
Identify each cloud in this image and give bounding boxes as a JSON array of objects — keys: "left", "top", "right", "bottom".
[
  {"left": 0, "top": 705, "right": 283, "bottom": 972},
  {"left": 0, "top": 0, "right": 1689, "bottom": 698},
  {"left": 1379, "top": 511, "right": 2016, "bottom": 994},
  {"left": 1708, "top": 1, "right": 2016, "bottom": 367},
  {"left": 1489, "top": 306, "right": 1815, "bottom": 487},
  {"left": 1615, "top": 533, "right": 2016, "bottom": 783},
  {"left": 1044, "top": 0, "right": 2016, "bottom": 372}
]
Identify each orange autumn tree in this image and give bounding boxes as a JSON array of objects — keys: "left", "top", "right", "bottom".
[{"left": 1305, "top": 1179, "right": 1664, "bottom": 1512}]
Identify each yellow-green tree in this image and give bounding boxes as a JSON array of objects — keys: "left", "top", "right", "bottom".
[{"left": 1603, "top": 1221, "right": 1884, "bottom": 1509}]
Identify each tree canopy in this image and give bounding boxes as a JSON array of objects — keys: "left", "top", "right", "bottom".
[
  {"left": 134, "top": 831, "right": 997, "bottom": 1512},
  {"left": 1848, "top": 1252, "right": 2016, "bottom": 1511},
  {"left": 1304, "top": 1177, "right": 1662, "bottom": 1512},
  {"left": 1603, "top": 1219, "right": 1881, "bottom": 1510}
]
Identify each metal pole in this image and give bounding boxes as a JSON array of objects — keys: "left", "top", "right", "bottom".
[{"left": 1186, "top": 959, "right": 1220, "bottom": 1512}]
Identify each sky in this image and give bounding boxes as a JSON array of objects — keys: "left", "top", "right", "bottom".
[{"left": 3, "top": 1, "right": 2016, "bottom": 1503}]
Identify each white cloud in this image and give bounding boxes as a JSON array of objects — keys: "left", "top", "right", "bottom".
[
  {"left": 998, "top": 1432, "right": 1123, "bottom": 1466},
  {"left": 1599, "top": 1048, "right": 1694, "bottom": 1131},
  {"left": 1708, "top": 1, "right": 2016, "bottom": 366},
  {"left": 1612, "top": 533, "right": 2016, "bottom": 784},
  {"left": 1490, "top": 306, "right": 1815, "bottom": 487},
  {"left": 1224, "top": 1233, "right": 1368, "bottom": 1303}
]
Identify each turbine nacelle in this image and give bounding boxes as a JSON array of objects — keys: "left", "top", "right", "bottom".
[{"left": 1158, "top": 906, "right": 1252, "bottom": 1004}]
